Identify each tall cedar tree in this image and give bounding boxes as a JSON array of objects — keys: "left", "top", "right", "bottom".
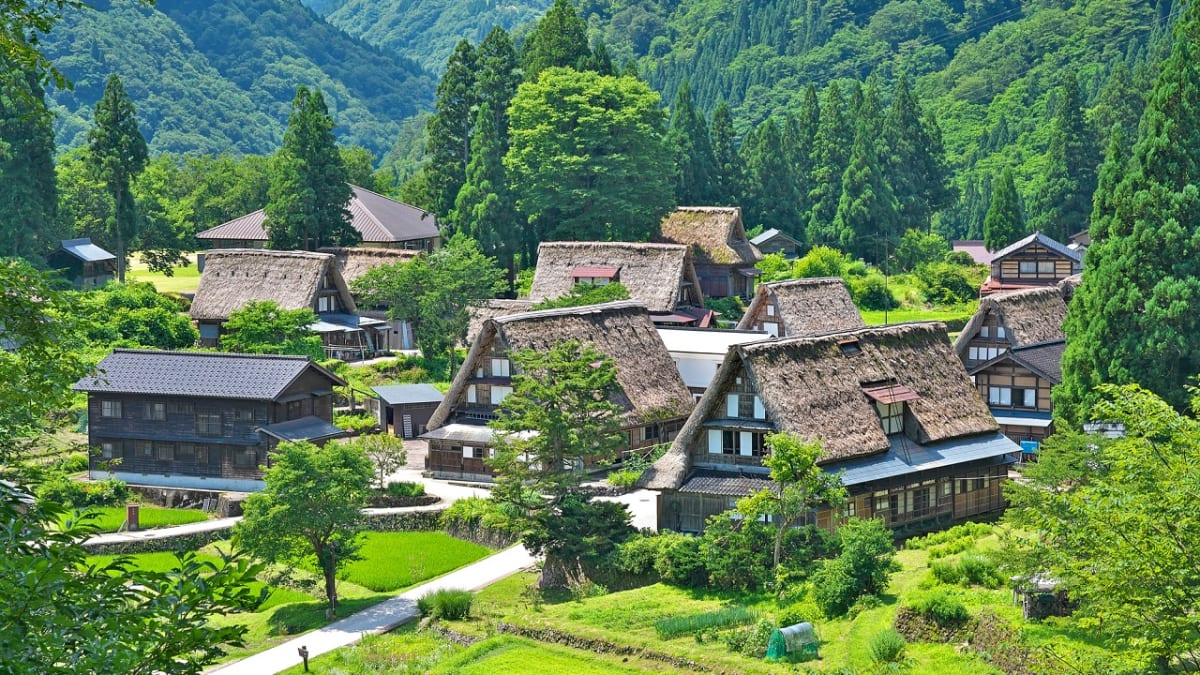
[
  {"left": 1030, "top": 71, "right": 1098, "bottom": 242},
  {"left": 0, "top": 61, "right": 57, "bottom": 259},
  {"left": 1088, "top": 125, "right": 1127, "bottom": 240},
  {"left": 488, "top": 339, "right": 627, "bottom": 588},
  {"left": 832, "top": 115, "right": 899, "bottom": 264},
  {"left": 265, "top": 86, "right": 356, "bottom": 250},
  {"left": 520, "top": 0, "right": 592, "bottom": 81},
  {"left": 885, "top": 75, "right": 953, "bottom": 233},
  {"left": 1090, "top": 60, "right": 1144, "bottom": 145},
  {"left": 473, "top": 27, "right": 521, "bottom": 152},
  {"left": 1057, "top": 0, "right": 1200, "bottom": 422},
  {"left": 983, "top": 167, "right": 1025, "bottom": 251},
  {"left": 710, "top": 101, "right": 743, "bottom": 206},
  {"left": 451, "top": 104, "right": 521, "bottom": 277},
  {"left": 415, "top": 40, "right": 477, "bottom": 222},
  {"left": 808, "top": 82, "right": 853, "bottom": 246},
  {"left": 741, "top": 118, "right": 801, "bottom": 235},
  {"left": 505, "top": 68, "right": 674, "bottom": 244},
  {"left": 784, "top": 84, "right": 820, "bottom": 232},
  {"left": 86, "top": 73, "right": 147, "bottom": 282},
  {"left": 668, "top": 79, "right": 718, "bottom": 205}
]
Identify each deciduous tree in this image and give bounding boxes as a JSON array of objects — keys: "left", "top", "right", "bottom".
[{"left": 220, "top": 300, "right": 322, "bottom": 359}]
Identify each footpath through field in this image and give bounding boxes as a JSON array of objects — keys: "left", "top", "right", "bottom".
[{"left": 207, "top": 544, "right": 536, "bottom": 675}]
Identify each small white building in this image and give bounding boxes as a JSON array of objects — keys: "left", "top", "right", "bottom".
[{"left": 656, "top": 327, "right": 769, "bottom": 399}]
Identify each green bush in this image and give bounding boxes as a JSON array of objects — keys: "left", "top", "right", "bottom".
[
  {"left": 37, "top": 476, "right": 130, "bottom": 509},
  {"left": 385, "top": 481, "right": 425, "bottom": 498},
  {"left": 868, "top": 628, "right": 907, "bottom": 664},
  {"left": 851, "top": 274, "right": 900, "bottom": 311},
  {"left": 811, "top": 558, "right": 859, "bottom": 617},
  {"left": 416, "top": 588, "right": 473, "bottom": 620},
  {"left": 794, "top": 245, "right": 850, "bottom": 279},
  {"left": 775, "top": 606, "right": 807, "bottom": 628},
  {"left": 915, "top": 261, "right": 976, "bottom": 305},
  {"left": 654, "top": 532, "right": 708, "bottom": 588},
  {"left": 906, "top": 522, "right": 993, "bottom": 549},
  {"left": 699, "top": 516, "right": 774, "bottom": 592},
  {"left": 654, "top": 607, "right": 757, "bottom": 640},
  {"left": 929, "top": 559, "right": 964, "bottom": 585},
  {"left": 441, "top": 496, "right": 523, "bottom": 536},
  {"left": 615, "top": 533, "right": 664, "bottom": 577},
  {"left": 958, "top": 553, "right": 1003, "bottom": 588},
  {"left": 334, "top": 413, "right": 378, "bottom": 434},
  {"left": 723, "top": 618, "right": 775, "bottom": 658},
  {"left": 944, "top": 250, "right": 978, "bottom": 266},
  {"left": 56, "top": 453, "right": 90, "bottom": 474},
  {"left": 606, "top": 468, "right": 641, "bottom": 488},
  {"left": 909, "top": 590, "right": 970, "bottom": 626}
]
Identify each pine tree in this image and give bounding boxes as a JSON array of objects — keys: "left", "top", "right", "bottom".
[
  {"left": 1090, "top": 61, "right": 1144, "bottom": 144},
  {"left": 741, "top": 118, "right": 801, "bottom": 234},
  {"left": 1088, "top": 125, "right": 1128, "bottom": 243},
  {"left": 1057, "top": 0, "right": 1200, "bottom": 422},
  {"left": 451, "top": 104, "right": 520, "bottom": 277},
  {"left": 710, "top": 101, "right": 743, "bottom": 206},
  {"left": 1030, "top": 71, "right": 1099, "bottom": 242},
  {"left": 983, "top": 167, "right": 1024, "bottom": 251},
  {"left": 418, "top": 40, "right": 477, "bottom": 223},
  {"left": 521, "top": 0, "right": 591, "bottom": 81},
  {"left": 832, "top": 116, "right": 899, "bottom": 264},
  {"left": 784, "top": 84, "right": 820, "bottom": 232},
  {"left": 265, "top": 86, "right": 356, "bottom": 251},
  {"left": 0, "top": 60, "right": 57, "bottom": 259},
  {"left": 808, "top": 82, "right": 853, "bottom": 246},
  {"left": 86, "top": 74, "right": 147, "bottom": 282},
  {"left": 885, "top": 75, "right": 953, "bottom": 233},
  {"left": 668, "top": 80, "right": 718, "bottom": 205},
  {"left": 474, "top": 26, "right": 521, "bottom": 148}
]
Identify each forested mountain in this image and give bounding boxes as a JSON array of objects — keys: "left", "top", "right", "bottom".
[
  {"left": 41, "top": 0, "right": 435, "bottom": 158},
  {"left": 306, "top": 0, "right": 552, "bottom": 73}
]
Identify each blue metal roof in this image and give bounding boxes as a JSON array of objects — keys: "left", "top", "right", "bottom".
[
  {"left": 827, "top": 432, "right": 1019, "bottom": 487},
  {"left": 258, "top": 416, "right": 345, "bottom": 442},
  {"left": 59, "top": 238, "right": 115, "bottom": 262},
  {"left": 373, "top": 383, "right": 444, "bottom": 406}
]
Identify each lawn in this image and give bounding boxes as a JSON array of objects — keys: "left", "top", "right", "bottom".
[
  {"left": 306, "top": 531, "right": 491, "bottom": 592},
  {"left": 64, "top": 505, "right": 209, "bottom": 532},
  {"left": 126, "top": 254, "right": 201, "bottom": 295},
  {"left": 860, "top": 303, "right": 976, "bottom": 327}
]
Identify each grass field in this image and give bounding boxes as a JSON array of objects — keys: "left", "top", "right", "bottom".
[
  {"left": 296, "top": 532, "right": 491, "bottom": 592},
  {"left": 64, "top": 505, "right": 209, "bottom": 532},
  {"left": 859, "top": 303, "right": 976, "bottom": 327},
  {"left": 126, "top": 254, "right": 201, "bottom": 295}
]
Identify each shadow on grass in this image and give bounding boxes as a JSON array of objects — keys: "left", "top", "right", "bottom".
[{"left": 266, "top": 595, "right": 392, "bottom": 636}]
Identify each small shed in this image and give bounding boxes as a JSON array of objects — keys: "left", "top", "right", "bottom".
[
  {"left": 766, "top": 621, "right": 818, "bottom": 661},
  {"left": 47, "top": 238, "right": 116, "bottom": 289},
  {"left": 372, "top": 384, "right": 443, "bottom": 438}
]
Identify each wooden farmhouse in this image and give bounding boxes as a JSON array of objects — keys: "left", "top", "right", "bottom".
[
  {"left": 74, "top": 349, "right": 345, "bottom": 491},
  {"left": 750, "top": 228, "right": 803, "bottom": 258},
  {"left": 529, "top": 242, "right": 712, "bottom": 326},
  {"left": 47, "top": 238, "right": 116, "bottom": 289},
  {"left": 656, "top": 327, "right": 768, "bottom": 399},
  {"left": 736, "top": 277, "right": 865, "bottom": 338},
  {"left": 954, "top": 285, "right": 1070, "bottom": 456},
  {"left": 189, "top": 249, "right": 386, "bottom": 360},
  {"left": 658, "top": 206, "right": 763, "bottom": 301},
  {"left": 195, "top": 184, "right": 440, "bottom": 252},
  {"left": 421, "top": 301, "right": 695, "bottom": 482},
  {"left": 370, "top": 383, "right": 443, "bottom": 439},
  {"left": 641, "top": 323, "right": 1019, "bottom": 536},
  {"left": 319, "top": 246, "right": 420, "bottom": 351},
  {"left": 979, "top": 232, "right": 1082, "bottom": 296}
]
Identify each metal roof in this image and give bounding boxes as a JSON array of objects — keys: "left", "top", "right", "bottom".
[
  {"left": 258, "top": 416, "right": 345, "bottom": 442},
  {"left": 372, "top": 383, "right": 444, "bottom": 406},
  {"left": 991, "top": 232, "right": 1082, "bottom": 263},
  {"left": 57, "top": 238, "right": 115, "bottom": 262},
  {"left": 829, "top": 432, "right": 1018, "bottom": 487},
  {"left": 656, "top": 327, "right": 769, "bottom": 356},
  {"left": 992, "top": 411, "right": 1053, "bottom": 428},
  {"left": 419, "top": 423, "right": 534, "bottom": 444},
  {"left": 750, "top": 228, "right": 801, "bottom": 247},
  {"left": 862, "top": 384, "right": 921, "bottom": 405},
  {"left": 679, "top": 469, "right": 772, "bottom": 497},
  {"left": 195, "top": 185, "right": 439, "bottom": 244},
  {"left": 73, "top": 349, "right": 345, "bottom": 400}
]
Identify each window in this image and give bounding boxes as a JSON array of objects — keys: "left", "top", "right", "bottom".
[
  {"left": 136, "top": 441, "right": 154, "bottom": 459},
  {"left": 722, "top": 430, "right": 737, "bottom": 455},
  {"left": 1039, "top": 261, "right": 1055, "bottom": 274},
  {"left": 196, "top": 446, "right": 209, "bottom": 464},
  {"left": 101, "top": 400, "right": 122, "bottom": 418},
  {"left": 942, "top": 480, "right": 953, "bottom": 497},
  {"left": 176, "top": 443, "right": 195, "bottom": 462},
  {"left": 876, "top": 401, "right": 903, "bottom": 435},
  {"left": 490, "top": 358, "right": 510, "bottom": 377},
  {"left": 233, "top": 409, "right": 254, "bottom": 422},
  {"left": 979, "top": 325, "right": 989, "bottom": 338},
  {"left": 841, "top": 500, "right": 856, "bottom": 519},
  {"left": 490, "top": 385, "right": 512, "bottom": 405},
  {"left": 988, "top": 387, "right": 1012, "bottom": 406},
  {"left": 100, "top": 442, "right": 118, "bottom": 459},
  {"left": 233, "top": 448, "right": 258, "bottom": 468},
  {"left": 168, "top": 402, "right": 193, "bottom": 415},
  {"left": 970, "top": 346, "right": 1005, "bottom": 362},
  {"left": 766, "top": 303, "right": 775, "bottom": 317},
  {"left": 738, "top": 394, "right": 755, "bottom": 418},
  {"left": 155, "top": 443, "right": 174, "bottom": 461},
  {"left": 196, "top": 413, "right": 222, "bottom": 436},
  {"left": 874, "top": 491, "right": 889, "bottom": 513},
  {"left": 144, "top": 402, "right": 166, "bottom": 421},
  {"left": 996, "top": 326, "right": 1006, "bottom": 339},
  {"left": 318, "top": 295, "right": 338, "bottom": 312}
]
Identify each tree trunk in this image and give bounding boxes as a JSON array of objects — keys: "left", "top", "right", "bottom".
[
  {"left": 116, "top": 224, "right": 126, "bottom": 283},
  {"left": 537, "top": 552, "right": 575, "bottom": 590},
  {"left": 323, "top": 561, "right": 339, "bottom": 615}
]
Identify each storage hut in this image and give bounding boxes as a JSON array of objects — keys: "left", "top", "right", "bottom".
[
  {"left": 372, "top": 383, "right": 443, "bottom": 439},
  {"left": 47, "top": 238, "right": 116, "bottom": 289}
]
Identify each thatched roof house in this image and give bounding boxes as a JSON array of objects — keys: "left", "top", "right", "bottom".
[
  {"left": 642, "top": 322, "right": 1016, "bottom": 534},
  {"left": 658, "top": 206, "right": 763, "bottom": 300},
  {"left": 466, "top": 299, "right": 534, "bottom": 346},
  {"left": 528, "top": 242, "right": 706, "bottom": 321},
  {"left": 318, "top": 246, "right": 419, "bottom": 286},
  {"left": 195, "top": 185, "right": 439, "bottom": 251},
  {"left": 735, "top": 277, "right": 864, "bottom": 337},
  {"left": 422, "top": 301, "right": 695, "bottom": 481},
  {"left": 953, "top": 285, "right": 1067, "bottom": 369}
]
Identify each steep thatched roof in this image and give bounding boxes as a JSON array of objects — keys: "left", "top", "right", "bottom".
[
  {"left": 1057, "top": 274, "right": 1082, "bottom": 302},
  {"left": 529, "top": 242, "right": 703, "bottom": 313},
  {"left": 428, "top": 301, "right": 694, "bottom": 430},
  {"left": 658, "top": 206, "right": 763, "bottom": 266},
  {"left": 735, "top": 277, "right": 864, "bottom": 336},
  {"left": 190, "top": 249, "right": 356, "bottom": 321},
  {"left": 466, "top": 299, "right": 535, "bottom": 346},
  {"left": 318, "top": 246, "right": 419, "bottom": 285},
  {"left": 953, "top": 286, "right": 1067, "bottom": 357},
  {"left": 643, "top": 322, "right": 995, "bottom": 490}
]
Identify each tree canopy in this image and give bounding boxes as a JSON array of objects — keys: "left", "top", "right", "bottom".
[
  {"left": 86, "top": 73, "right": 147, "bottom": 282},
  {"left": 220, "top": 300, "right": 322, "bottom": 359}
]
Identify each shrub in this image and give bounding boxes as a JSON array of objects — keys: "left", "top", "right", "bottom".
[
  {"left": 909, "top": 590, "right": 970, "bottom": 627},
  {"left": 775, "top": 606, "right": 807, "bottom": 628},
  {"left": 654, "top": 607, "right": 757, "bottom": 639},
  {"left": 441, "top": 496, "right": 522, "bottom": 535},
  {"left": 869, "top": 628, "right": 908, "bottom": 664},
  {"left": 848, "top": 593, "right": 883, "bottom": 619},
  {"left": 723, "top": 618, "right": 775, "bottom": 658},
  {"left": 906, "top": 522, "right": 993, "bottom": 549},
  {"left": 334, "top": 413, "right": 378, "bottom": 434},
  {"left": 851, "top": 274, "right": 900, "bottom": 311},
  {"left": 958, "top": 553, "right": 1003, "bottom": 588},
  {"left": 944, "top": 250, "right": 978, "bottom": 266},
  {"left": 794, "top": 245, "right": 850, "bottom": 279},
  {"left": 615, "top": 532, "right": 664, "bottom": 577},
  {"left": 37, "top": 476, "right": 130, "bottom": 509},
  {"left": 417, "top": 588, "right": 473, "bottom": 620},
  {"left": 56, "top": 453, "right": 90, "bottom": 474},
  {"left": 654, "top": 532, "right": 707, "bottom": 588},
  {"left": 929, "top": 559, "right": 964, "bottom": 585},
  {"left": 385, "top": 481, "right": 425, "bottom": 497},
  {"left": 811, "top": 558, "right": 859, "bottom": 617},
  {"left": 915, "top": 261, "right": 975, "bottom": 305},
  {"left": 699, "top": 516, "right": 774, "bottom": 592},
  {"left": 607, "top": 468, "right": 641, "bottom": 488}
]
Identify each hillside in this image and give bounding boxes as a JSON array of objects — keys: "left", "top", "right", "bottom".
[
  {"left": 43, "top": 0, "right": 436, "bottom": 158},
  {"left": 309, "top": 0, "right": 552, "bottom": 72}
]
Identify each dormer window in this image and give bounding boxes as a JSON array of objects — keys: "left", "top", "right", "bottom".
[
  {"left": 838, "top": 339, "right": 862, "bottom": 355},
  {"left": 571, "top": 266, "right": 619, "bottom": 287},
  {"left": 863, "top": 383, "right": 920, "bottom": 436}
]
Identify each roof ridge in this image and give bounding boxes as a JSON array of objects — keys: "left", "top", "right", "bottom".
[
  {"left": 110, "top": 347, "right": 311, "bottom": 361},
  {"left": 206, "top": 248, "right": 334, "bottom": 260},
  {"left": 538, "top": 241, "right": 688, "bottom": 251},
  {"left": 739, "top": 321, "right": 944, "bottom": 352},
  {"left": 1010, "top": 338, "right": 1067, "bottom": 351},
  {"left": 492, "top": 300, "right": 645, "bottom": 323}
]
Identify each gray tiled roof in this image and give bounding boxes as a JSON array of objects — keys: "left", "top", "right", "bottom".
[
  {"left": 73, "top": 349, "right": 345, "bottom": 400},
  {"left": 830, "top": 432, "right": 1017, "bottom": 487},
  {"left": 679, "top": 469, "right": 772, "bottom": 497},
  {"left": 373, "top": 384, "right": 444, "bottom": 406},
  {"left": 258, "top": 416, "right": 345, "bottom": 442},
  {"left": 992, "top": 232, "right": 1082, "bottom": 263}
]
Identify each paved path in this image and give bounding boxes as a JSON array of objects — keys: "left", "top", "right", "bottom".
[
  {"left": 208, "top": 544, "right": 536, "bottom": 675},
  {"left": 84, "top": 516, "right": 241, "bottom": 548}
]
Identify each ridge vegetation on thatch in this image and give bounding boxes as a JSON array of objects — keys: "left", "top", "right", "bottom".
[
  {"left": 736, "top": 277, "right": 864, "bottom": 336},
  {"left": 953, "top": 285, "right": 1068, "bottom": 358},
  {"left": 189, "top": 249, "right": 356, "bottom": 321},
  {"left": 644, "top": 322, "right": 996, "bottom": 490},
  {"left": 658, "top": 206, "right": 763, "bottom": 266},
  {"left": 318, "top": 246, "right": 420, "bottom": 286},
  {"left": 465, "top": 299, "right": 535, "bottom": 346},
  {"left": 528, "top": 242, "right": 703, "bottom": 313}
]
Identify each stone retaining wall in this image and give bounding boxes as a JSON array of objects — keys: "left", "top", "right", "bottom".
[{"left": 495, "top": 622, "right": 711, "bottom": 672}]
